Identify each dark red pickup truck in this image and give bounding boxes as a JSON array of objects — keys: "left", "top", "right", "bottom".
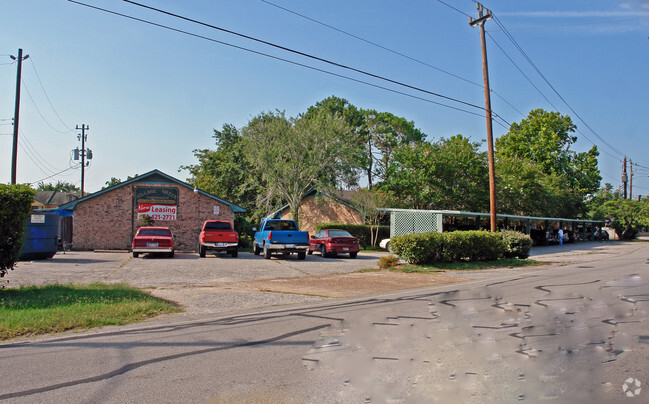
[{"left": 198, "top": 220, "right": 239, "bottom": 258}]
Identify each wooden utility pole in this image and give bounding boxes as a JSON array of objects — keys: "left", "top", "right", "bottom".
[
  {"left": 629, "top": 159, "right": 633, "bottom": 200},
  {"left": 76, "top": 124, "right": 89, "bottom": 196},
  {"left": 470, "top": 3, "right": 497, "bottom": 232},
  {"left": 622, "top": 156, "right": 628, "bottom": 199},
  {"left": 10, "top": 48, "right": 29, "bottom": 184}
]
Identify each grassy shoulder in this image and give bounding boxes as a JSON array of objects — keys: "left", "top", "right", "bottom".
[
  {"left": 0, "top": 283, "right": 182, "bottom": 341},
  {"left": 379, "top": 256, "right": 545, "bottom": 273}
]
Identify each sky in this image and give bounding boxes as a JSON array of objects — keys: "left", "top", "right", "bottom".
[{"left": 2, "top": 0, "right": 649, "bottom": 197}]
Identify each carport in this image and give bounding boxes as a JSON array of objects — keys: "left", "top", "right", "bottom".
[{"left": 379, "top": 208, "right": 605, "bottom": 241}]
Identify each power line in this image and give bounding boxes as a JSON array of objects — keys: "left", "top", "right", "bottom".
[
  {"left": 118, "top": 0, "right": 486, "bottom": 112},
  {"left": 67, "top": 0, "right": 486, "bottom": 118},
  {"left": 29, "top": 166, "right": 78, "bottom": 186},
  {"left": 260, "top": 0, "right": 520, "bottom": 123},
  {"left": 21, "top": 78, "right": 72, "bottom": 135},
  {"left": 27, "top": 57, "right": 74, "bottom": 133},
  {"left": 19, "top": 128, "right": 65, "bottom": 173},
  {"left": 491, "top": 14, "right": 627, "bottom": 159}
]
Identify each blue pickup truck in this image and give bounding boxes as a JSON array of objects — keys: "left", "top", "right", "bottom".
[{"left": 253, "top": 219, "right": 309, "bottom": 260}]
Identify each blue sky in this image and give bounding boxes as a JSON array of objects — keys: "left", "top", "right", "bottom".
[{"left": 2, "top": 0, "right": 649, "bottom": 198}]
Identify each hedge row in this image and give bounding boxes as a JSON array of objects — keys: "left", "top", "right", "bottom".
[
  {"left": 1, "top": 184, "right": 36, "bottom": 277},
  {"left": 390, "top": 230, "right": 532, "bottom": 265},
  {"left": 315, "top": 223, "right": 389, "bottom": 247}
]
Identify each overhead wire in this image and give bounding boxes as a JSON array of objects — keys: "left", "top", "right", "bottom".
[
  {"left": 27, "top": 57, "right": 74, "bottom": 133},
  {"left": 491, "top": 14, "right": 627, "bottom": 159},
  {"left": 21, "top": 78, "right": 73, "bottom": 135},
  {"left": 119, "top": 0, "right": 487, "bottom": 112},
  {"left": 260, "top": 0, "right": 521, "bottom": 122},
  {"left": 67, "top": 0, "right": 487, "bottom": 119},
  {"left": 19, "top": 128, "right": 65, "bottom": 173}
]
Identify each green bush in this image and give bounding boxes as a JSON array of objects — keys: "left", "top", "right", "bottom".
[
  {"left": 315, "top": 223, "right": 389, "bottom": 247},
  {"left": 1, "top": 184, "right": 36, "bottom": 277},
  {"left": 499, "top": 230, "right": 533, "bottom": 259},
  {"left": 391, "top": 232, "right": 444, "bottom": 264},
  {"left": 391, "top": 230, "right": 508, "bottom": 265},
  {"left": 440, "top": 231, "right": 504, "bottom": 262}
]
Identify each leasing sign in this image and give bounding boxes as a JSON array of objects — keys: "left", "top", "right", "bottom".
[{"left": 135, "top": 187, "right": 178, "bottom": 221}]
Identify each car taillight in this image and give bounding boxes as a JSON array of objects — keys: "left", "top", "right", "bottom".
[{"left": 268, "top": 231, "right": 272, "bottom": 241}]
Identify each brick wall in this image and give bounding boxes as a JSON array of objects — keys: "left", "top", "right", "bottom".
[
  {"left": 280, "top": 195, "right": 363, "bottom": 235},
  {"left": 73, "top": 183, "right": 234, "bottom": 251}
]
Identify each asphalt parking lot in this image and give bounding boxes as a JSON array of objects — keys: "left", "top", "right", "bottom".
[
  {"left": 2, "top": 240, "right": 635, "bottom": 316},
  {"left": 3, "top": 250, "right": 389, "bottom": 315}
]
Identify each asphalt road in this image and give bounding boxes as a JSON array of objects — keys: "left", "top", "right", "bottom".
[{"left": 1, "top": 241, "right": 647, "bottom": 403}]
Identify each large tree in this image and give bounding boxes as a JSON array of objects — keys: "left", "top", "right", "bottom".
[
  {"left": 382, "top": 135, "right": 489, "bottom": 211},
  {"left": 242, "top": 109, "right": 356, "bottom": 227},
  {"left": 362, "top": 110, "right": 425, "bottom": 186},
  {"left": 181, "top": 124, "right": 261, "bottom": 218},
  {"left": 496, "top": 108, "right": 601, "bottom": 216}
]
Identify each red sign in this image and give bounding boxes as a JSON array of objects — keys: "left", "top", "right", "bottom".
[{"left": 138, "top": 203, "right": 177, "bottom": 221}]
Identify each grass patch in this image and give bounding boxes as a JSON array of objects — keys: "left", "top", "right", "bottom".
[
  {"left": 0, "top": 283, "right": 182, "bottom": 340},
  {"left": 389, "top": 258, "right": 545, "bottom": 273}
]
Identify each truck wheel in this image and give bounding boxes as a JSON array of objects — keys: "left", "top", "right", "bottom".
[
  {"left": 253, "top": 244, "right": 261, "bottom": 255},
  {"left": 320, "top": 244, "right": 328, "bottom": 258},
  {"left": 264, "top": 244, "right": 271, "bottom": 259},
  {"left": 231, "top": 249, "right": 238, "bottom": 258},
  {"left": 349, "top": 252, "right": 357, "bottom": 259},
  {"left": 307, "top": 249, "right": 313, "bottom": 255},
  {"left": 199, "top": 244, "right": 206, "bottom": 258},
  {"left": 168, "top": 251, "right": 174, "bottom": 258},
  {"left": 133, "top": 252, "right": 139, "bottom": 258},
  {"left": 298, "top": 251, "right": 306, "bottom": 260}
]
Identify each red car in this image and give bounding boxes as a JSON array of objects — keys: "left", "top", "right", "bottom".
[
  {"left": 309, "top": 229, "right": 359, "bottom": 258},
  {"left": 132, "top": 226, "right": 175, "bottom": 258}
]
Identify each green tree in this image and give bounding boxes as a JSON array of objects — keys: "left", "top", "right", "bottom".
[
  {"left": 496, "top": 157, "right": 583, "bottom": 218},
  {"left": 36, "top": 181, "right": 79, "bottom": 192},
  {"left": 1, "top": 184, "right": 36, "bottom": 277},
  {"left": 181, "top": 124, "right": 261, "bottom": 219},
  {"left": 243, "top": 109, "right": 356, "bottom": 227},
  {"left": 349, "top": 188, "right": 393, "bottom": 246},
  {"left": 594, "top": 198, "right": 649, "bottom": 240},
  {"left": 362, "top": 110, "right": 425, "bottom": 186},
  {"left": 304, "top": 96, "right": 368, "bottom": 185},
  {"left": 103, "top": 177, "right": 122, "bottom": 189},
  {"left": 586, "top": 183, "right": 619, "bottom": 220},
  {"left": 383, "top": 135, "right": 489, "bottom": 211},
  {"left": 496, "top": 109, "right": 601, "bottom": 216}
]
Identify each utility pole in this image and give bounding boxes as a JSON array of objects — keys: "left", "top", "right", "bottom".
[
  {"left": 622, "top": 156, "right": 628, "bottom": 199},
  {"left": 10, "top": 48, "right": 29, "bottom": 185},
  {"left": 76, "top": 124, "right": 89, "bottom": 196},
  {"left": 629, "top": 159, "right": 633, "bottom": 200},
  {"left": 470, "top": 3, "right": 496, "bottom": 232}
]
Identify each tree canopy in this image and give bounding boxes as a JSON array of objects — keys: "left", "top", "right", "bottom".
[
  {"left": 496, "top": 108, "right": 601, "bottom": 217},
  {"left": 37, "top": 181, "right": 79, "bottom": 193}
]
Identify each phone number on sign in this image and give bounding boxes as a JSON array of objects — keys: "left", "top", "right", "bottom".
[{"left": 149, "top": 214, "right": 176, "bottom": 221}]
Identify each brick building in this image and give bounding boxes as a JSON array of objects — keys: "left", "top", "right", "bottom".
[
  {"left": 272, "top": 189, "right": 363, "bottom": 235},
  {"left": 59, "top": 169, "right": 245, "bottom": 251}
]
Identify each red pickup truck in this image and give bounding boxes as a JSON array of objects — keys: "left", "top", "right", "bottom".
[{"left": 198, "top": 220, "right": 239, "bottom": 258}]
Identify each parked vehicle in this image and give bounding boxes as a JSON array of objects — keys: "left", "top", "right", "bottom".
[
  {"left": 198, "top": 220, "right": 239, "bottom": 258},
  {"left": 380, "top": 238, "right": 391, "bottom": 252},
  {"left": 530, "top": 229, "right": 553, "bottom": 246},
  {"left": 132, "top": 226, "right": 174, "bottom": 258},
  {"left": 309, "top": 229, "right": 359, "bottom": 258},
  {"left": 594, "top": 229, "right": 610, "bottom": 241},
  {"left": 253, "top": 219, "right": 309, "bottom": 260}
]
